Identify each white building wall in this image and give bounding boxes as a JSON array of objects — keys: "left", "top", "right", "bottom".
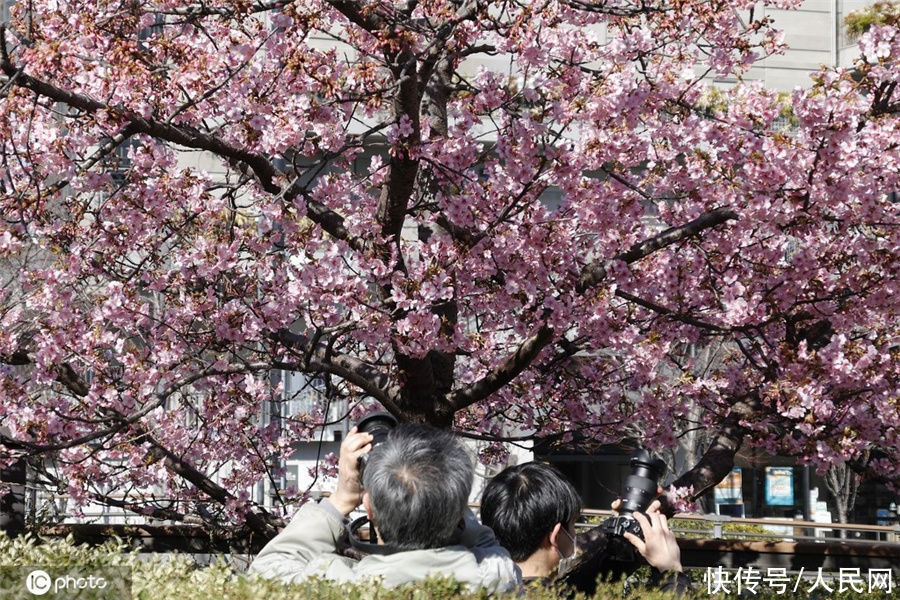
[{"left": 725, "top": 1, "right": 868, "bottom": 90}]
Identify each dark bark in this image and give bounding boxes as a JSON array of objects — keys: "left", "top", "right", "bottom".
[
  {"left": 669, "top": 393, "right": 761, "bottom": 511},
  {"left": 577, "top": 207, "right": 739, "bottom": 292},
  {"left": 390, "top": 54, "right": 460, "bottom": 427},
  {"left": 1, "top": 347, "right": 91, "bottom": 398},
  {"left": 0, "top": 457, "right": 26, "bottom": 537}
]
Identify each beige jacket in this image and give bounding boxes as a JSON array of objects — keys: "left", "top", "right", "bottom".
[{"left": 248, "top": 500, "right": 520, "bottom": 592}]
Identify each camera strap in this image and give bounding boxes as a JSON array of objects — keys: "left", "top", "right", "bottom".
[
  {"left": 345, "top": 515, "right": 466, "bottom": 556},
  {"left": 346, "top": 515, "right": 403, "bottom": 555}
]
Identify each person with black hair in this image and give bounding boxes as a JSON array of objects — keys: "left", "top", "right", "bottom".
[
  {"left": 481, "top": 461, "right": 690, "bottom": 592},
  {"left": 480, "top": 462, "right": 583, "bottom": 579}
]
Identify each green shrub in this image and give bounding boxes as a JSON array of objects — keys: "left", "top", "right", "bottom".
[
  {"left": 0, "top": 532, "right": 893, "bottom": 599},
  {"left": 845, "top": 1, "right": 900, "bottom": 38},
  {"left": 582, "top": 517, "right": 774, "bottom": 541},
  {"left": 667, "top": 519, "right": 773, "bottom": 540}
]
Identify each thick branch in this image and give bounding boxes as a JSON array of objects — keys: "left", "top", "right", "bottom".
[
  {"left": 0, "top": 352, "right": 274, "bottom": 454},
  {"left": 446, "top": 209, "right": 739, "bottom": 411},
  {"left": 376, "top": 48, "right": 420, "bottom": 246},
  {"left": 138, "top": 429, "right": 281, "bottom": 539},
  {"left": 274, "top": 329, "right": 402, "bottom": 412},
  {"left": 562, "top": 0, "right": 666, "bottom": 16},
  {"left": 445, "top": 325, "right": 553, "bottom": 411},
  {"left": 0, "top": 349, "right": 30, "bottom": 365},
  {"left": 282, "top": 181, "right": 369, "bottom": 253},
  {"left": 1, "top": 349, "right": 90, "bottom": 398},
  {"left": 1, "top": 38, "right": 367, "bottom": 253},
  {"left": 846, "top": 452, "right": 898, "bottom": 487},
  {"left": 614, "top": 289, "right": 728, "bottom": 331},
  {"left": 418, "top": 0, "right": 482, "bottom": 83},
  {"left": 322, "top": 0, "right": 385, "bottom": 32},
  {"left": 31, "top": 464, "right": 190, "bottom": 523},
  {"left": 577, "top": 207, "right": 739, "bottom": 292},
  {"left": 670, "top": 392, "right": 760, "bottom": 502},
  {"left": 154, "top": 0, "right": 289, "bottom": 17},
  {"left": 0, "top": 41, "right": 279, "bottom": 193}
]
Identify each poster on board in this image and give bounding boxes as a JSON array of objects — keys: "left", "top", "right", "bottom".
[
  {"left": 765, "top": 466, "right": 795, "bottom": 506},
  {"left": 714, "top": 468, "right": 743, "bottom": 504}
]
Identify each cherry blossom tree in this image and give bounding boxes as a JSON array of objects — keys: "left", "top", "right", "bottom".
[{"left": 1, "top": 0, "right": 898, "bottom": 538}]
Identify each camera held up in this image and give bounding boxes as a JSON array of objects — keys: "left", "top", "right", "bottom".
[
  {"left": 558, "top": 448, "right": 666, "bottom": 594},
  {"left": 598, "top": 448, "right": 667, "bottom": 562},
  {"left": 355, "top": 411, "right": 398, "bottom": 478},
  {"left": 346, "top": 411, "right": 398, "bottom": 553}
]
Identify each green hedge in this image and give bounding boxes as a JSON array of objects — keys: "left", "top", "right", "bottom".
[
  {"left": 584, "top": 516, "right": 780, "bottom": 540},
  {"left": 844, "top": 1, "right": 900, "bottom": 38},
  {"left": 667, "top": 519, "right": 773, "bottom": 540},
  {"left": 0, "top": 532, "right": 893, "bottom": 599}
]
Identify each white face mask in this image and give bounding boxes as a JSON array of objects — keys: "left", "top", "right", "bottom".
[{"left": 556, "top": 527, "right": 578, "bottom": 575}]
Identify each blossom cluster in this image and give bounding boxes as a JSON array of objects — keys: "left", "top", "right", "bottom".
[{"left": 0, "top": 0, "right": 897, "bottom": 524}]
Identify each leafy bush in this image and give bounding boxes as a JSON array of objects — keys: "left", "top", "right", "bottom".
[
  {"left": 0, "top": 532, "right": 893, "bottom": 599},
  {"left": 667, "top": 519, "right": 774, "bottom": 540},
  {"left": 582, "top": 515, "right": 776, "bottom": 540},
  {"left": 845, "top": 1, "right": 900, "bottom": 37}
]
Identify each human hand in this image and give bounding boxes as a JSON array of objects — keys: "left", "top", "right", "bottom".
[
  {"left": 622, "top": 499, "right": 683, "bottom": 573},
  {"left": 329, "top": 427, "right": 373, "bottom": 517}
]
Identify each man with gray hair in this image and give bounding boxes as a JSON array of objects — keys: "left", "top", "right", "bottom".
[{"left": 249, "top": 423, "right": 519, "bottom": 591}]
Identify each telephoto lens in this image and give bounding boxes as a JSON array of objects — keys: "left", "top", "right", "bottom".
[
  {"left": 597, "top": 448, "right": 666, "bottom": 557},
  {"left": 558, "top": 448, "right": 667, "bottom": 593},
  {"left": 617, "top": 449, "right": 667, "bottom": 518}
]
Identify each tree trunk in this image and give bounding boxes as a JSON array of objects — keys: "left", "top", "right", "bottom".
[
  {"left": 824, "top": 460, "right": 861, "bottom": 540},
  {"left": 0, "top": 458, "right": 26, "bottom": 537}
]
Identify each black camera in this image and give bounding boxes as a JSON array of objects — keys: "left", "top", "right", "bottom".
[
  {"left": 355, "top": 412, "right": 398, "bottom": 478},
  {"left": 347, "top": 412, "right": 397, "bottom": 552},
  {"left": 559, "top": 448, "right": 666, "bottom": 594},
  {"left": 599, "top": 448, "right": 666, "bottom": 559}
]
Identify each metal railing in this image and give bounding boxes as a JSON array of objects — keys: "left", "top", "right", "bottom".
[
  {"left": 579, "top": 508, "right": 900, "bottom": 544},
  {"left": 577, "top": 509, "right": 900, "bottom": 572}
]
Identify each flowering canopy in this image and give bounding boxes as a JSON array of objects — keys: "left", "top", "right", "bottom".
[{"left": 1, "top": 0, "right": 897, "bottom": 533}]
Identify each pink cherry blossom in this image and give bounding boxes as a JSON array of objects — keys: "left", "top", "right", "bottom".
[{"left": 0, "top": 1, "right": 897, "bottom": 534}]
